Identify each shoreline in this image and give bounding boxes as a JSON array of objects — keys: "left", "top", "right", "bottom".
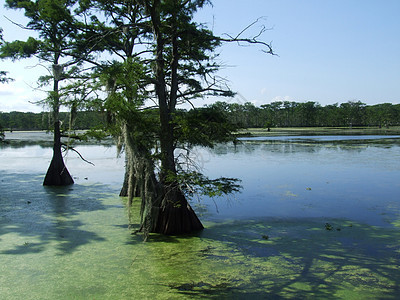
[{"left": 239, "top": 126, "right": 400, "bottom": 137}]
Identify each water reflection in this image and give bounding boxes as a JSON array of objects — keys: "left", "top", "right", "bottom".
[
  {"left": 2, "top": 135, "right": 400, "bottom": 228},
  {"left": 2, "top": 135, "right": 400, "bottom": 298},
  {"left": 0, "top": 174, "right": 110, "bottom": 256},
  {"left": 214, "top": 137, "right": 400, "bottom": 156},
  {"left": 0, "top": 144, "right": 124, "bottom": 186},
  {"left": 240, "top": 135, "right": 400, "bottom": 142},
  {"left": 197, "top": 139, "right": 400, "bottom": 228}
]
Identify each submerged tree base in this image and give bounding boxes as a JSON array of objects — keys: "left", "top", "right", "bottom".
[
  {"left": 153, "top": 203, "right": 204, "bottom": 235},
  {"left": 43, "top": 157, "right": 74, "bottom": 186},
  {"left": 152, "top": 189, "right": 204, "bottom": 235}
]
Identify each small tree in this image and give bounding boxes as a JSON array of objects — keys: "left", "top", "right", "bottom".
[{"left": 0, "top": 0, "right": 95, "bottom": 185}]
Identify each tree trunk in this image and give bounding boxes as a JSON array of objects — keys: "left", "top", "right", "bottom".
[
  {"left": 119, "top": 164, "right": 129, "bottom": 197},
  {"left": 146, "top": 0, "right": 204, "bottom": 235},
  {"left": 153, "top": 186, "right": 204, "bottom": 235},
  {"left": 120, "top": 125, "right": 140, "bottom": 198},
  {"left": 43, "top": 65, "right": 73, "bottom": 186},
  {"left": 43, "top": 120, "right": 74, "bottom": 186}
]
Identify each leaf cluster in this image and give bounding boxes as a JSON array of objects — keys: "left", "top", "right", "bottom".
[
  {"left": 174, "top": 107, "right": 239, "bottom": 147},
  {"left": 4, "top": 0, "right": 81, "bottom": 62},
  {"left": 155, "top": 1, "right": 226, "bottom": 104},
  {"left": 176, "top": 171, "right": 242, "bottom": 198},
  {"left": 0, "top": 36, "right": 40, "bottom": 60}
]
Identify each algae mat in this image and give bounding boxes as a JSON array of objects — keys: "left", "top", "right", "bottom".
[{"left": 1, "top": 172, "right": 399, "bottom": 299}]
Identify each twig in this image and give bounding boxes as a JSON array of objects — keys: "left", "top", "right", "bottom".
[
  {"left": 62, "top": 143, "right": 95, "bottom": 166},
  {"left": 3, "top": 15, "right": 34, "bottom": 31}
]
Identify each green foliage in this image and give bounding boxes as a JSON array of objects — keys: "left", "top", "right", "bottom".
[
  {"left": 0, "top": 28, "right": 13, "bottom": 83},
  {"left": 4, "top": 0, "right": 80, "bottom": 62},
  {"left": 80, "top": 128, "right": 109, "bottom": 141},
  {"left": 264, "top": 121, "right": 273, "bottom": 129},
  {"left": 175, "top": 171, "right": 242, "bottom": 198},
  {"left": 1, "top": 0, "right": 98, "bottom": 115},
  {"left": 0, "top": 37, "right": 40, "bottom": 60},
  {"left": 0, "top": 111, "right": 105, "bottom": 131},
  {"left": 94, "top": 58, "right": 157, "bottom": 148},
  {"left": 212, "top": 101, "right": 400, "bottom": 128},
  {"left": 1, "top": 101, "right": 399, "bottom": 132},
  {"left": 174, "top": 107, "right": 239, "bottom": 147},
  {"left": 0, "top": 71, "right": 13, "bottom": 83},
  {"left": 98, "top": 58, "right": 148, "bottom": 109}
]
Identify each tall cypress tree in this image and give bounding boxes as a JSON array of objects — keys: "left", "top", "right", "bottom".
[{"left": 80, "top": 0, "right": 272, "bottom": 236}]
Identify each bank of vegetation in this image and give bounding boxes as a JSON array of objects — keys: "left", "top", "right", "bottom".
[
  {"left": 1, "top": 100, "right": 399, "bottom": 132},
  {"left": 209, "top": 100, "right": 400, "bottom": 129},
  {"left": 0, "top": 111, "right": 105, "bottom": 131}
]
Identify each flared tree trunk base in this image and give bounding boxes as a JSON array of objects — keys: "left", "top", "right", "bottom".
[
  {"left": 43, "top": 157, "right": 74, "bottom": 186},
  {"left": 44, "top": 119, "right": 74, "bottom": 186},
  {"left": 153, "top": 195, "right": 204, "bottom": 235}
]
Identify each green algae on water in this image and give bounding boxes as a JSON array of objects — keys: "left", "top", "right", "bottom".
[{"left": 1, "top": 172, "right": 400, "bottom": 299}]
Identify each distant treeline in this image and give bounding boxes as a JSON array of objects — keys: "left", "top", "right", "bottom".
[
  {"left": 1, "top": 100, "right": 400, "bottom": 131},
  {"left": 209, "top": 100, "right": 400, "bottom": 128},
  {"left": 0, "top": 111, "right": 106, "bottom": 131}
]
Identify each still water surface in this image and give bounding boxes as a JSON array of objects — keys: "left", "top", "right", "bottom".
[
  {"left": 2, "top": 134, "right": 400, "bottom": 226},
  {"left": 1, "top": 132, "right": 400, "bottom": 299},
  {"left": 198, "top": 138, "right": 400, "bottom": 227}
]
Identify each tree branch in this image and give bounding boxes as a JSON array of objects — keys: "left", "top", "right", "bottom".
[
  {"left": 3, "top": 15, "right": 34, "bottom": 31},
  {"left": 62, "top": 143, "right": 95, "bottom": 166},
  {"left": 218, "top": 17, "right": 276, "bottom": 55}
]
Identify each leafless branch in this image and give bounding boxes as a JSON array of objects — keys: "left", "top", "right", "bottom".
[
  {"left": 62, "top": 143, "right": 95, "bottom": 166},
  {"left": 176, "top": 95, "right": 196, "bottom": 109},
  {"left": 3, "top": 15, "right": 33, "bottom": 31},
  {"left": 218, "top": 17, "right": 276, "bottom": 55}
]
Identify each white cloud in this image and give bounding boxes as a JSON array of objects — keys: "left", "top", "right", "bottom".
[
  {"left": 260, "top": 88, "right": 268, "bottom": 95},
  {"left": 0, "top": 80, "right": 46, "bottom": 112},
  {"left": 0, "top": 82, "right": 26, "bottom": 95}
]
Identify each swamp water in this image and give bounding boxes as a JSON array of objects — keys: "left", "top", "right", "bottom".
[{"left": 1, "top": 132, "right": 400, "bottom": 299}]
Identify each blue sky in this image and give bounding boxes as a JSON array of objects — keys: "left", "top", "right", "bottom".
[{"left": 1, "top": 0, "right": 400, "bottom": 112}]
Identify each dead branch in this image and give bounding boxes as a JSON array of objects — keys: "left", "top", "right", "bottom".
[
  {"left": 61, "top": 133, "right": 83, "bottom": 140},
  {"left": 61, "top": 143, "right": 95, "bottom": 166},
  {"left": 218, "top": 17, "right": 276, "bottom": 55},
  {"left": 3, "top": 15, "right": 34, "bottom": 31}
]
